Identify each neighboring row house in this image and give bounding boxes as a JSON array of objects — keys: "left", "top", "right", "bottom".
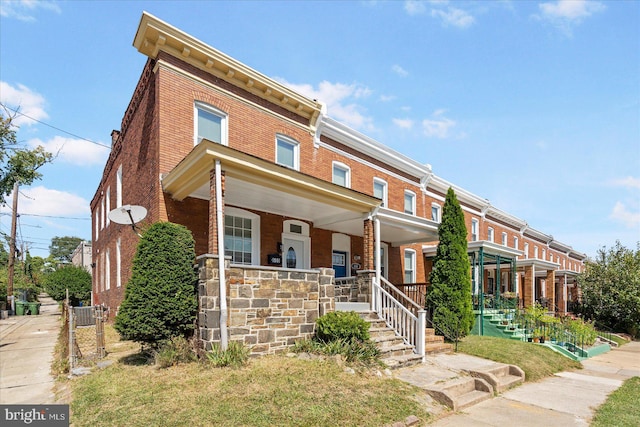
[{"left": 91, "top": 13, "right": 586, "bottom": 357}]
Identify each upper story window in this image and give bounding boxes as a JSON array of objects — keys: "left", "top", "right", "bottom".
[
  {"left": 542, "top": 249, "right": 546, "bottom": 260},
  {"left": 106, "top": 187, "right": 111, "bottom": 227},
  {"left": 404, "top": 190, "right": 415, "bottom": 215},
  {"left": 501, "top": 232, "right": 507, "bottom": 246},
  {"left": 524, "top": 242, "right": 529, "bottom": 259},
  {"left": 487, "top": 227, "right": 494, "bottom": 242},
  {"left": 373, "top": 178, "right": 387, "bottom": 208},
  {"left": 431, "top": 203, "right": 441, "bottom": 222},
  {"left": 275, "top": 135, "right": 299, "bottom": 170},
  {"left": 471, "top": 219, "right": 479, "bottom": 241},
  {"left": 332, "top": 162, "right": 350, "bottom": 188},
  {"left": 534, "top": 246, "right": 539, "bottom": 259},
  {"left": 195, "top": 102, "right": 227, "bottom": 145},
  {"left": 513, "top": 236, "right": 519, "bottom": 250},
  {"left": 116, "top": 165, "right": 123, "bottom": 208}
]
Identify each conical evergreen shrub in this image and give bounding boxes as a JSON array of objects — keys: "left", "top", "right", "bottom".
[
  {"left": 426, "top": 187, "right": 474, "bottom": 338},
  {"left": 115, "top": 222, "right": 198, "bottom": 347}
]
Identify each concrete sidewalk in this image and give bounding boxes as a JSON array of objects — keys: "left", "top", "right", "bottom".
[
  {"left": 0, "top": 294, "right": 61, "bottom": 404},
  {"left": 410, "top": 341, "right": 640, "bottom": 426}
]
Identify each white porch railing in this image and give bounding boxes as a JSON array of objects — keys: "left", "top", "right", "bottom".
[{"left": 372, "top": 276, "right": 426, "bottom": 360}]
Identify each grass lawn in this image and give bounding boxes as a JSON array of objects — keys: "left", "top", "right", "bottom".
[
  {"left": 591, "top": 376, "right": 640, "bottom": 427},
  {"left": 457, "top": 335, "right": 582, "bottom": 382}
]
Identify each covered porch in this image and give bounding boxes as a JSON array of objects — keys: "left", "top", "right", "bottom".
[{"left": 516, "top": 258, "right": 559, "bottom": 311}]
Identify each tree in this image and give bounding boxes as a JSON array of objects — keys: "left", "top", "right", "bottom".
[
  {"left": 577, "top": 241, "right": 640, "bottom": 338},
  {"left": 115, "top": 222, "right": 198, "bottom": 347},
  {"left": 44, "top": 265, "right": 92, "bottom": 306},
  {"left": 426, "top": 187, "right": 475, "bottom": 339},
  {"left": 49, "top": 236, "right": 83, "bottom": 264},
  {"left": 0, "top": 111, "right": 53, "bottom": 205}
]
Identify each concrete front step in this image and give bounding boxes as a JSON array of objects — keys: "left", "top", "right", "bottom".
[
  {"left": 381, "top": 353, "right": 424, "bottom": 369},
  {"left": 359, "top": 311, "right": 423, "bottom": 369},
  {"left": 425, "top": 342, "right": 453, "bottom": 355},
  {"left": 465, "top": 364, "right": 525, "bottom": 393},
  {"left": 424, "top": 377, "right": 493, "bottom": 411}
]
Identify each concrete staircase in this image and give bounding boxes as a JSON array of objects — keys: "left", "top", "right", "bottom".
[
  {"left": 424, "top": 377, "right": 493, "bottom": 411},
  {"left": 465, "top": 364, "right": 525, "bottom": 393},
  {"left": 425, "top": 327, "right": 453, "bottom": 355},
  {"left": 360, "top": 312, "right": 423, "bottom": 369}
]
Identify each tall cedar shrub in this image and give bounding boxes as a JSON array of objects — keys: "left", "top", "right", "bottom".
[
  {"left": 426, "top": 187, "right": 474, "bottom": 338},
  {"left": 114, "top": 222, "right": 198, "bottom": 347}
]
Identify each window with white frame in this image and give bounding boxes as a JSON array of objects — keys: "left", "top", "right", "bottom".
[
  {"left": 105, "top": 249, "right": 110, "bottom": 291},
  {"left": 534, "top": 246, "right": 539, "bottom": 258},
  {"left": 100, "top": 197, "right": 105, "bottom": 230},
  {"left": 116, "top": 165, "right": 123, "bottom": 208},
  {"left": 404, "top": 249, "right": 416, "bottom": 283},
  {"left": 501, "top": 232, "right": 507, "bottom": 246},
  {"left": 106, "top": 187, "right": 111, "bottom": 226},
  {"left": 275, "top": 134, "right": 299, "bottom": 170},
  {"left": 542, "top": 249, "right": 546, "bottom": 260},
  {"left": 471, "top": 219, "right": 479, "bottom": 241},
  {"left": 116, "top": 238, "right": 122, "bottom": 288},
  {"left": 224, "top": 208, "right": 260, "bottom": 265},
  {"left": 404, "top": 190, "right": 415, "bottom": 215},
  {"left": 94, "top": 211, "right": 99, "bottom": 241},
  {"left": 195, "top": 101, "right": 227, "bottom": 145},
  {"left": 431, "top": 203, "right": 441, "bottom": 222},
  {"left": 524, "top": 243, "right": 529, "bottom": 258},
  {"left": 332, "top": 162, "right": 350, "bottom": 187},
  {"left": 373, "top": 178, "right": 387, "bottom": 207},
  {"left": 513, "top": 236, "right": 519, "bottom": 250},
  {"left": 487, "top": 227, "right": 494, "bottom": 242}
]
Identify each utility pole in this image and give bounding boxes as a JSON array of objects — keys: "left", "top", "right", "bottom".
[{"left": 7, "top": 182, "right": 18, "bottom": 313}]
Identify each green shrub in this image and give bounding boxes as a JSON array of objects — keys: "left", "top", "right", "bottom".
[
  {"left": 154, "top": 336, "right": 197, "bottom": 368},
  {"left": 44, "top": 265, "right": 91, "bottom": 305},
  {"left": 114, "top": 222, "right": 198, "bottom": 347},
  {"left": 315, "top": 311, "right": 370, "bottom": 343},
  {"left": 206, "top": 341, "right": 249, "bottom": 368}
]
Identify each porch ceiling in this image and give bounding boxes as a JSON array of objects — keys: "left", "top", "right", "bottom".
[
  {"left": 161, "top": 140, "right": 380, "bottom": 237},
  {"left": 516, "top": 258, "right": 560, "bottom": 272},
  {"left": 422, "top": 240, "right": 523, "bottom": 259}
]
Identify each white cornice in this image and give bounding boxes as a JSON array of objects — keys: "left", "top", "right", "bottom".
[
  {"left": 320, "top": 117, "right": 431, "bottom": 179},
  {"left": 134, "top": 12, "right": 322, "bottom": 131}
]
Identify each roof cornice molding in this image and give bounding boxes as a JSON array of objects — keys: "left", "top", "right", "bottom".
[
  {"left": 133, "top": 12, "right": 322, "bottom": 131},
  {"left": 523, "top": 227, "right": 553, "bottom": 244},
  {"left": 427, "top": 175, "right": 489, "bottom": 210},
  {"left": 320, "top": 117, "right": 431, "bottom": 179},
  {"left": 486, "top": 206, "right": 526, "bottom": 229}
]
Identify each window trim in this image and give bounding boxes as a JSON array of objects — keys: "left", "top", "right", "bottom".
[
  {"left": 194, "top": 101, "right": 228, "bottom": 146},
  {"left": 524, "top": 242, "right": 529, "bottom": 259},
  {"left": 487, "top": 227, "right": 494, "bottom": 243},
  {"left": 106, "top": 187, "right": 111, "bottom": 227},
  {"left": 275, "top": 134, "right": 300, "bottom": 170},
  {"left": 403, "top": 248, "right": 416, "bottom": 283},
  {"left": 332, "top": 161, "right": 351, "bottom": 188},
  {"left": 116, "top": 165, "right": 123, "bottom": 208},
  {"left": 471, "top": 219, "right": 478, "bottom": 241},
  {"left": 404, "top": 190, "right": 416, "bottom": 216},
  {"left": 116, "top": 238, "right": 122, "bottom": 288},
  {"left": 501, "top": 232, "right": 507, "bottom": 246},
  {"left": 373, "top": 178, "right": 388, "bottom": 208},
  {"left": 431, "top": 203, "right": 441, "bottom": 222}
]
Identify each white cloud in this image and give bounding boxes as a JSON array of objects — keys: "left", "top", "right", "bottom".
[
  {"left": 609, "top": 201, "right": 640, "bottom": 229},
  {"left": 0, "top": 0, "right": 61, "bottom": 22},
  {"left": 536, "top": 0, "right": 605, "bottom": 35},
  {"left": 279, "top": 79, "right": 375, "bottom": 131},
  {"left": 27, "top": 136, "right": 110, "bottom": 166},
  {"left": 422, "top": 109, "right": 457, "bottom": 139},
  {"left": 391, "top": 64, "right": 409, "bottom": 77},
  {"left": 393, "top": 118, "right": 414, "bottom": 130},
  {"left": 610, "top": 176, "right": 640, "bottom": 190},
  {"left": 431, "top": 7, "right": 475, "bottom": 28},
  {"left": 404, "top": 1, "right": 427, "bottom": 15},
  {"left": 0, "top": 81, "right": 48, "bottom": 127},
  {"left": 7, "top": 185, "right": 89, "bottom": 217},
  {"left": 379, "top": 95, "right": 396, "bottom": 102}
]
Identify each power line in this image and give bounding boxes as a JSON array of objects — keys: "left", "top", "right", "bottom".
[
  {"left": 0, "top": 102, "right": 112, "bottom": 149},
  {"left": 18, "top": 213, "right": 90, "bottom": 220}
]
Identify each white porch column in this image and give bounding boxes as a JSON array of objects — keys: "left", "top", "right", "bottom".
[
  {"left": 215, "top": 159, "right": 228, "bottom": 350},
  {"left": 373, "top": 214, "right": 381, "bottom": 311}
]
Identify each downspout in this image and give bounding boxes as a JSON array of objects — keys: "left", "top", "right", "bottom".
[{"left": 215, "top": 159, "right": 228, "bottom": 350}]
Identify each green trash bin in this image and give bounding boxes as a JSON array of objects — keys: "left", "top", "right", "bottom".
[
  {"left": 15, "top": 301, "right": 26, "bottom": 316},
  {"left": 28, "top": 302, "right": 41, "bottom": 315}
]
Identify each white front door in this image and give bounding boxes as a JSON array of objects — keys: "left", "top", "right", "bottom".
[{"left": 282, "top": 237, "right": 309, "bottom": 269}]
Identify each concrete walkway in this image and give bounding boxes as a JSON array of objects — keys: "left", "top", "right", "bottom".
[
  {"left": 0, "top": 294, "right": 61, "bottom": 404},
  {"left": 396, "top": 341, "right": 640, "bottom": 426}
]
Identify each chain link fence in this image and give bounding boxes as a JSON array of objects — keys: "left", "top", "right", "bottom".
[{"left": 62, "top": 303, "right": 106, "bottom": 369}]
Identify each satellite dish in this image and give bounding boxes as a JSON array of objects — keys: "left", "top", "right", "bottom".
[{"left": 108, "top": 205, "right": 147, "bottom": 236}]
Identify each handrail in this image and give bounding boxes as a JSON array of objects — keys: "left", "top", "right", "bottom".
[{"left": 373, "top": 277, "right": 425, "bottom": 360}]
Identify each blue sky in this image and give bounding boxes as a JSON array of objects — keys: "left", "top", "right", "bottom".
[{"left": 1, "top": 0, "right": 638, "bottom": 259}]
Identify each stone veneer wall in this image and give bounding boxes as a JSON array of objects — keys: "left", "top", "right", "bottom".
[
  {"left": 334, "top": 270, "right": 374, "bottom": 303},
  {"left": 197, "top": 254, "right": 335, "bottom": 355}
]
